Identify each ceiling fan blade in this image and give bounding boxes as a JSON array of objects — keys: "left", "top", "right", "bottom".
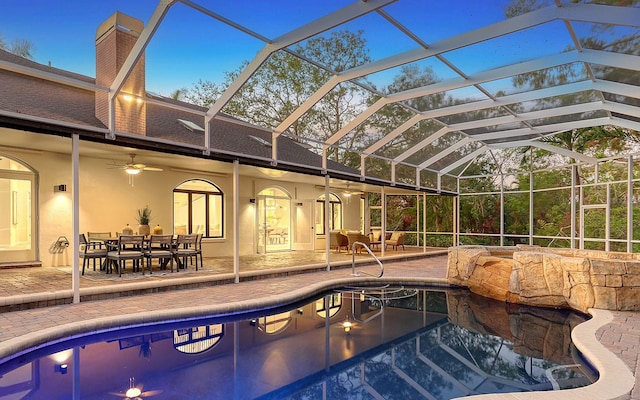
[
  {"left": 142, "top": 167, "right": 163, "bottom": 172},
  {"left": 140, "top": 390, "right": 163, "bottom": 396}
]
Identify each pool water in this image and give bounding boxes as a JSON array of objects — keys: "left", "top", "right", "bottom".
[{"left": 0, "top": 287, "right": 595, "bottom": 399}]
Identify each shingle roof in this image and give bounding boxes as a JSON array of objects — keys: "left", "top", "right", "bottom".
[{"left": 0, "top": 49, "right": 358, "bottom": 175}]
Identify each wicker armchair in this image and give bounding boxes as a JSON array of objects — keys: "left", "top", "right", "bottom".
[
  {"left": 346, "top": 232, "right": 370, "bottom": 254},
  {"left": 386, "top": 231, "right": 406, "bottom": 250},
  {"left": 329, "top": 231, "right": 349, "bottom": 253}
]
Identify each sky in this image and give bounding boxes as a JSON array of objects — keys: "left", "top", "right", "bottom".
[{"left": 0, "top": 0, "right": 568, "bottom": 97}]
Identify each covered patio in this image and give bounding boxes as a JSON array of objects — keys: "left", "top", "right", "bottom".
[{"left": 0, "top": 0, "right": 638, "bottom": 306}]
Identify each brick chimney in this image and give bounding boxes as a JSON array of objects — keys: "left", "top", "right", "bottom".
[{"left": 95, "top": 12, "right": 146, "bottom": 135}]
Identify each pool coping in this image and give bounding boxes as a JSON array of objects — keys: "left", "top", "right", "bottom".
[
  {"left": 0, "top": 275, "right": 634, "bottom": 400},
  {"left": 0, "top": 251, "right": 444, "bottom": 310}
]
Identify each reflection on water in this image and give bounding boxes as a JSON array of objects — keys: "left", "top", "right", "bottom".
[{"left": 0, "top": 287, "right": 595, "bottom": 399}]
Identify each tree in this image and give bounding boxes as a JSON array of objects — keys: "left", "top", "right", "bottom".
[
  {"left": 182, "top": 30, "right": 375, "bottom": 167},
  {"left": 168, "top": 87, "right": 188, "bottom": 101},
  {"left": 184, "top": 78, "right": 228, "bottom": 107},
  {"left": 0, "top": 33, "right": 34, "bottom": 59}
]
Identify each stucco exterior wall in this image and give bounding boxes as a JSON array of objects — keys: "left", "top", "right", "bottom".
[{"left": 3, "top": 147, "right": 364, "bottom": 266}]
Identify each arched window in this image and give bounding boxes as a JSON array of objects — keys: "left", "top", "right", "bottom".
[
  {"left": 256, "top": 312, "right": 292, "bottom": 334},
  {"left": 316, "top": 293, "right": 342, "bottom": 318},
  {"left": 173, "top": 179, "right": 223, "bottom": 238},
  {"left": 315, "top": 193, "right": 342, "bottom": 235},
  {"left": 173, "top": 324, "right": 224, "bottom": 354}
]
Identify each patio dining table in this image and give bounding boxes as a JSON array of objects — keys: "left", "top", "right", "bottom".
[{"left": 89, "top": 235, "right": 190, "bottom": 275}]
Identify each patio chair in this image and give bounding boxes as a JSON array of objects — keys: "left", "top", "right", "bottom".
[
  {"left": 175, "top": 234, "right": 199, "bottom": 271},
  {"left": 386, "top": 232, "right": 405, "bottom": 251},
  {"left": 85, "top": 231, "right": 109, "bottom": 245},
  {"left": 369, "top": 229, "right": 382, "bottom": 249},
  {"left": 106, "top": 235, "right": 145, "bottom": 277},
  {"left": 329, "top": 231, "right": 349, "bottom": 253},
  {"left": 86, "top": 231, "right": 113, "bottom": 252},
  {"left": 79, "top": 233, "right": 107, "bottom": 275},
  {"left": 191, "top": 233, "right": 203, "bottom": 269},
  {"left": 346, "top": 232, "right": 371, "bottom": 254},
  {"left": 145, "top": 234, "right": 174, "bottom": 273}
]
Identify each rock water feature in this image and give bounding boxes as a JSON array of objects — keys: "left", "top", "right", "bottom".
[{"left": 447, "top": 245, "right": 640, "bottom": 312}]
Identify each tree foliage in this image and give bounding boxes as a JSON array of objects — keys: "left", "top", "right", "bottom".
[
  {"left": 182, "top": 30, "right": 374, "bottom": 166},
  {"left": 174, "top": 3, "right": 640, "bottom": 248},
  {"left": 0, "top": 33, "right": 34, "bottom": 59}
]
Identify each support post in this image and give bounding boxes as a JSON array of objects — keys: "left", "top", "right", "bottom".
[
  {"left": 606, "top": 183, "right": 611, "bottom": 252},
  {"left": 72, "top": 134, "right": 80, "bottom": 303},
  {"left": 233, "top": 160, "right": 240, "bottom": 283},
  {"left": 571, "top": 165, "right": 576, "bottom": 249},
  {"left": 500, "top": 173, "right": 504, "bottom": 246},
  {"left": 381, "top": 186, "right": 386, "bottom": 257},
  {"left": 529, "top": 170, "right": 534, "bottom": 246},
  {"left": 325, "top": 174, "right": 331, "bottom": 271},
  {"left": 422, "top": 192, "right": 427, "bottom": 252},
  {"left": 628, "top": 155, "right": 634, "bottom": 253}
]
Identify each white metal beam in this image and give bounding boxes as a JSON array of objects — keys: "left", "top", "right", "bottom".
[
  {"left": 305, "top": 78, "right": 634, "bottom": 172},
  {"left": 418, "top": 137, "right": 474, "bottom": 169},
  {"left": 610, "top": 117, "right": 640, "bottom": 133},
  {"left": 365, "top": 81, "right": 593, "bottom": 162},
  {"left": 109, "top": 0, "right": 176, "bottom": 132},
  {"left": 411, "top": 111, "right": 637, "bottom": 172},
  {"left": 364, "top": 114, "right": 427, "bottom": 155},
  {"left": 179, "top": 0, "right": 270, "bottom": 42},
  {"left": 399, "top": 79, "right": 636, "bottom": 134},
  {"left": 205, "top": 0, "right": 396, "bottom": 122},
  {"left": 488, "top": 140, "right": 537, "bottom": 149},
  {"left": 448, "top": 102, "right": 605, "bottom": 132},
  {"left": 531, "top": 142, "right": 597, "bottom": 164},
  {"left": 603, "top": 102, "right": 640, "bottom": 120},
  {"left": 439, "top": 147, "right": 489, "bottom": 175},
  {"left": 386, "top": 50, "right": 637, "bottom": 106},
  {"left": 272, "top": 2, "right": 640, "bottom": 139},
  {"left": 342, "top": 3, "right": 638, "bottom": 82},
  {"left": 325, "top": 98, "right": 388, "bottom": 145},
  {"left": 473, "top": 117, "right": 611, "bottom": 141},
  {"left": 274, "top": 76, "right": 342, "bottom": 135},
  {"left": 320, "top": 50, "right": 638, "bottom": 150},
  {"left": 394, "top": 127, "right": 450, "bottom": 163}
]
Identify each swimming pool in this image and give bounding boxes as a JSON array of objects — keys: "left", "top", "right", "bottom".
[{"left": 0, "top": 287, "right": 595, "bottom": 399}]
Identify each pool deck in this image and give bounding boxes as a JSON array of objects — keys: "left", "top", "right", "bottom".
[{"left": 0, "top": 251, "right": 639, "bottom": 399}]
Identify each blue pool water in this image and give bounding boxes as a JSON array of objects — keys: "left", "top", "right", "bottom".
[{"left": 0, "top": 287, "right": 595, "bottom": 399}]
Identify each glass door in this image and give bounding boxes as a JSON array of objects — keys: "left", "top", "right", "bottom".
[
  {"left": 256, "top": 188, "right": 291, "bottom": 253},
  {"left": 257, "top": 196, "right": 267, "bottom": 254}
]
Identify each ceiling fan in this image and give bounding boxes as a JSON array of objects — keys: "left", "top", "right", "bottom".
[
  {"left": 109, "top": 377, "right": 162, "bottom": 400},
  {"left": 341, "top": 183, "right": 364, "bottom": 198},
  {"left": 314, "top": 183, "right": 365, "bottom": 197},
  {"left": 108, "top": 153, "right": 163, "bottom": 175}
]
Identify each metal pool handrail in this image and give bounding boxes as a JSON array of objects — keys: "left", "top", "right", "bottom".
[{"left": 351, "top": 241, "right": 384, "bottom": 278}]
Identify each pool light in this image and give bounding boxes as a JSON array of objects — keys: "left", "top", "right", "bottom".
[
  {"left": 125, "top": 377, "right": 142, "bottom": 398},
  {"left": 343, "top": 321, "right": 352, "bottom": 333}
]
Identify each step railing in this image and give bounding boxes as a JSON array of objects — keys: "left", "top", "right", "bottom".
[{"left": 351, "top": 241, "right": 384, "bottom": 278}]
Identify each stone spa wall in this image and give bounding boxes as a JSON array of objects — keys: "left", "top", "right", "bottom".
[{"left": 447, "top": 245, "right": 640, "bottom": 313}]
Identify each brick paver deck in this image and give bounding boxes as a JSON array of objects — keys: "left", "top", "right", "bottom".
[{"left": 0, "top": 251, "right": 639, "bottom": 399}]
